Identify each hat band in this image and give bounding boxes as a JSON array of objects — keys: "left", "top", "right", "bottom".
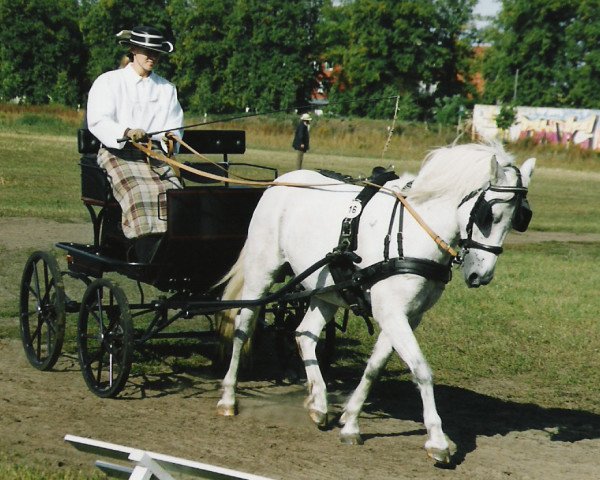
[{"left": 131, "top": 38, "right": 164, "bottom": 48}]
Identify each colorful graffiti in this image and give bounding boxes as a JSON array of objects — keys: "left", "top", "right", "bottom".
[{"left": 472, "top": 104, "right": 600, "bottom": 150}]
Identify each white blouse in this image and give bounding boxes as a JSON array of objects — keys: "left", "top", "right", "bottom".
[{"left": 87, "top": 63, "right": 184, "bottom": 149}]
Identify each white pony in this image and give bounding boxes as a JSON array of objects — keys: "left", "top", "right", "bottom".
[{"left": 216, "top": 142, "right": 535, "bottom": 464}]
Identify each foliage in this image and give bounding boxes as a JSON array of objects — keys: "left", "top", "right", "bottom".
[
  {"left": 170, "top": 0, "right": 322, "bottom": 115},
  {"left": 80, "top": 0, "right": 174, "bottom": 95},
  {"left": 0, "top": 0, "right": 85, "bottom": 106},
  {"left": 6, "top": 0, "right": 600, "bottom": 119},
  {"left": 481, "top": 0, "right": 600, "bottom": 108},
  {"left": 333, "top": 0, "right": 477, "bottom": 119},
  {"left": 495, "top": 103, "right": 517, "bottom": 130},
  {"left": 433, "top": 94, "right": 470, "bottom": 126},
  {"left": 169, "top": 0, "right": 235, "bottom": 113}
]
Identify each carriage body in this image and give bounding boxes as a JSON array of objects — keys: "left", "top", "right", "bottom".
[
  {"left": 67, "top": 128, "right": 270, "bottom": 295},
  {"left": 19, "top": 129, "right": 309, "bottom": 398}
]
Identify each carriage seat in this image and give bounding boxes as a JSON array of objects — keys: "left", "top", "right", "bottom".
[
  {"left": 78, "top": 129, "right": 115, "bottom": 206},
  {"left": 77, "top": 128, "right": 247, "bottom": 204}
]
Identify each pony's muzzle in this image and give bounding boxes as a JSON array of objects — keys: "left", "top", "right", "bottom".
[
  {"left": 462, "top": 253, "right": 496, "bottom": 288},
  {"left": 467, "top": 272, "right": 484, "bottom": 288}
]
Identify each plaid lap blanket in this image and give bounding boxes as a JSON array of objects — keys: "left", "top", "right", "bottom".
[{"left": 97, "top": 147, "right": 182, "bottom": 239}]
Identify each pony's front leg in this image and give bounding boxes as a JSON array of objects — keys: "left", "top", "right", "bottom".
[
  {"left": 295, "top": 298, "right": 337, "bottom": 428},
  {"left": 373, "top": 304, "right": 451, "bottom": 463},
  {"left": 217, "top": 307, "right": 255, "bottom": 416},
  {"left": 339, "top": 331, "right": 393, "bottom": 445}
]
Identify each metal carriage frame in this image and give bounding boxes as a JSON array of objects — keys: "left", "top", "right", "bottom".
[{"left": 19, "top": 129, "right": 334, "bottom": 398}]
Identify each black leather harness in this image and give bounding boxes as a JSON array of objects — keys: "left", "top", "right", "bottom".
[{"left": 321, "top": 169, "right": 452, "bottom": 326}]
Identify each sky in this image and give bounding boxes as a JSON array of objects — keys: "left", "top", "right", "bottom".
[{"left": 474, "top": 0, "right": 501, "bottom": 18}]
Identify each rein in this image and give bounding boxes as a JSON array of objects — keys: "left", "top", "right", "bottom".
[{"left": 130, "top": 137, "right": 459, "bottom": 258}]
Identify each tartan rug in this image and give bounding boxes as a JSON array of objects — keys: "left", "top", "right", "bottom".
[{"left": 97, "top": 147, "right": 182, "bottom": 239}]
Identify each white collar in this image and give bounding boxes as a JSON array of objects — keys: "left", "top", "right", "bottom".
[{"left": 123, "top": 63, "right": 154, "bottom": 84}]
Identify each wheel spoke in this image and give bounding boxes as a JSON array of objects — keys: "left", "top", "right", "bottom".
[
  {"left": 28, "top": 285, "right": 41, "bottom": 301},
  {"left": 78, "top": 279, "right": 131, "bottom": 397},
  {"left": 46, "top": 323, "right": 53, "bottom": 354},
  {"left": 29, "top": 314, "right": 44, "bottom": 344},
  {"left": 109, "top": 353, "right": 114, "bottom": 387},
  {"left": 95, "top": 349, "right": 105, "bottom": 385},
  {"left": 32, "top": 263, "right": 42, "bottom": 307},
  {"left": 20, "top": 252, "right": 65, "bottom": 371}
]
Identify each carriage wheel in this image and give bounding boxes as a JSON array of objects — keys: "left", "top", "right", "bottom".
[
  {"left": 77, "top": 278, "right": 133, "bottom": 398},
  {"left": 19, "top": 251, "right": 66, "bottom": 370}
]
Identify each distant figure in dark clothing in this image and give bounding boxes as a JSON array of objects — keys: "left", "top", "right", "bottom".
[{"left": 292, "top": 113, "right": 311, "bottom": 170}]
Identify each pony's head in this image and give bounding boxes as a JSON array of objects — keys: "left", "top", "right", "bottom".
[
  {"left": 456, "top": 154, "right": 536, "bottom": 287},
  {"left": 408, "top": 142, "right": 535, "bottom": 288}
]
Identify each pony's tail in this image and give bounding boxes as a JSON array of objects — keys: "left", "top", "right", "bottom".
[{"left": 215, "top": 245, "right": 253, "bottom": 362}]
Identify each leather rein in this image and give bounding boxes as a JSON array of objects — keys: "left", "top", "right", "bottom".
[{"left": 131, "top": 135, "right": 460, "bottom": 258}]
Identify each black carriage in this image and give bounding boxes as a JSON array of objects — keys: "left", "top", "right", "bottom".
[{"left": 19, "top": 129, "right": 323, "bottom": 398}]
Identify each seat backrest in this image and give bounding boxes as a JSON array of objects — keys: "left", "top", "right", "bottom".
[
  {"left": 180, "top": 162, "right": 229, "bottom": 184},
  {"left": 77, "top": 128, "right": 245, "bottom": 155},
  {"left": 80, "top": 155, "right": 113, "bottom": 204},
  {"left": 78, "top": 128, "right": 100, "bottom": 154},
  {"left": 178, "top": 130, "right": 245, "bottom": 154}
]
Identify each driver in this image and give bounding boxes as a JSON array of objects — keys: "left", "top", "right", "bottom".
[{"left": 86, "top": 25, "right": 183, "bottom": 243}]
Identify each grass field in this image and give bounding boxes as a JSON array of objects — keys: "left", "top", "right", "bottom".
[{"left": 1, "top": 106, "right": 600, "bottom": 478}]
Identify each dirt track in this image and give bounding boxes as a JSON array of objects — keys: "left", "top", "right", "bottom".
[{"left": 1, "top": 218, "right": 600, "bottom": 479}]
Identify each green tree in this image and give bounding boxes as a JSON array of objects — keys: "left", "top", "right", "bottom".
[
  {"left": 222, "top": 0, "right": 323, "bottom": 114},
  {"left": 169, "top": 0, "right": 235, "bottom": 113},
  {"left": 171, "top": 0, "right": 323, "bottom": 115},
  {"left": 313, "top": 0, "right": 352, "bottom": 115},
  {"left": 482, "top": 0, "right": 581, "bottom": 107},
  {"left": 563, "top": 1, "right": 600, "bottom": 108},
  {"left": 331, "top": 0, "right": 476, "bottom": 119},
  {"left": 0, "top": 0, "right": 84, "bottom": 105},
  {"left": 80, "top": 0, "right": 173, "bottom": 94}
]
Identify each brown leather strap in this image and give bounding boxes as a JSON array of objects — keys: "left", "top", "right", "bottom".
[{"left": 130, "top": 138, "right": 458, "bottom": 258}]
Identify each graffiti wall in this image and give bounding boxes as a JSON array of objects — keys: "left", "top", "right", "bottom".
[{"left": 472, "top": 104, "right": 600, "bottom": 150}]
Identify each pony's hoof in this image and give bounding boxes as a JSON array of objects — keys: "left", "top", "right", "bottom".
[
  {"left": 340, "top": 433, "right": 364, "bottom": 445},
  {"left": 309, "top": 409, "right": 328, "bottom": 428},
  {"left": 216, "top": 402, "right": 237, "bottom": 417},
  {"left": 338, "top": 412, "right": 348, "bottom": 426},
  {"left": 426, "top": 447, "right": 451, "bottom": 465}
]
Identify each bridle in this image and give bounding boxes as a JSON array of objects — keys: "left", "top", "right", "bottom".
[{"left": 457, "top": 165, "right": 531, "bottom": 259}]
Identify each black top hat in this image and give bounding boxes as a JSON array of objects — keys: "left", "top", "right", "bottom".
[{"left": 116, "top": 26, "right": 174, "bottom": 54}]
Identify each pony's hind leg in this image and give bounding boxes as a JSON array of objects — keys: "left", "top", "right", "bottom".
[
  {"left": 217, "top": 306, "right": 256, "bottom": 416},
  {"left": 339, "top": 331, "right": 393, "bottom": 445},
  {"left": 295, "top": 297, "right": 338, "bottom": 428},
  {"left": 217, "top": 232, "right": 283, "bottom": 416}
]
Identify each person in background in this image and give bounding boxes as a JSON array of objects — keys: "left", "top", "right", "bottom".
[
  {"left": 292, "top": 112, "right": 311, "bottom": 170},
  {"left": 86, "top": 25, "right": 183, "bottom": 246}
]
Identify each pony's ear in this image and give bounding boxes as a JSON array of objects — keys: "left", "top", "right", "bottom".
[
  {"left": 489, "top": 155, "right": 500, "bottom": 184},
  {"left": 520, "top": 157, "right": 536, "bottom": 187}
]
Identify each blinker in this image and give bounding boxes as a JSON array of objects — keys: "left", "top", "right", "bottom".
[
  {"left": 472, "top": 193, "right": 532, "bottom": 234},
  {"left": 472, "top": 195, "right": 493, "bottom": 234},
  {"left": 512, "top": 198, "right": 532, "bottom": 232}
]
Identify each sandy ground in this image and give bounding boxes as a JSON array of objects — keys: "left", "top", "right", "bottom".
[{"left": 1, "top": 218, "right": 600, "bottom": 479}]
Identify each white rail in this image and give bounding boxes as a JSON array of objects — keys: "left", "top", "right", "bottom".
[{"left": 64, "top": 434, "right": 273, "bottom": 480}]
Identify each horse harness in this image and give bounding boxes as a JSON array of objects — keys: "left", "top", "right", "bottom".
[
  {"left": 457, "top": 165, "right": 532, "bottom": 257},
  {"left": 323, "top": 169, "right": 453, "bottom": 325},
  {"left": 324, "top": 164, "right": 531, "bottom": 325}
]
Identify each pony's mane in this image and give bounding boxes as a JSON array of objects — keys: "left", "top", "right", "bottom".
[{"left": 406, "top": 141, "right": 515, "bottom": 203}]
